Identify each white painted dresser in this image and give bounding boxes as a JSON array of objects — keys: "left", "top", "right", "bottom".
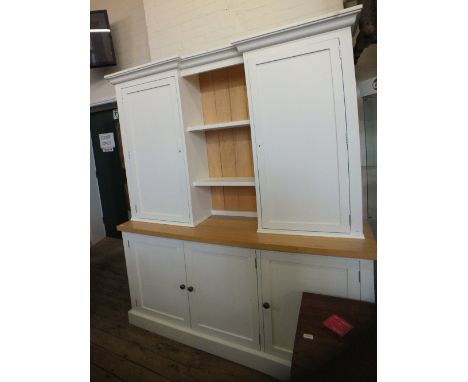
[{"left": 105, "top": 6, "right": 375, "bottom": 381}]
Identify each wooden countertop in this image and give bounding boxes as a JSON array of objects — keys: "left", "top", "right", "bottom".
[{"left": 117, "top": 216, "right": 377, "bottom": 261}]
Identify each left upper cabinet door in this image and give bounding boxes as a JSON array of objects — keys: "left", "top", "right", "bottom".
[
  {"left": 120, "top": 77, "right": 191, "bottom": 223},
  {"left": 124, "top": 234, "right": 191, "bottom": 327}
]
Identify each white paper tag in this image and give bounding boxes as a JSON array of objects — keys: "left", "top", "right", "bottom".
[
  {"left": 99, "top": 133, "right": 115, "bottom": 152},
  {"left": 303, "top": 333, "right": 314, "bottom": 340}
]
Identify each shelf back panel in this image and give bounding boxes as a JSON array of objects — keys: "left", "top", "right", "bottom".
[{"left": 199, "top": 64, "right": 256, "bottom": 212}]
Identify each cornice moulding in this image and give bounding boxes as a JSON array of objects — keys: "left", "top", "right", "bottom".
[
  {"left": 104, "top": 57, "right": 180, "bottom": 85},
  {"left": 179, "top": 45, "right": 243, "bottom": 76},
  {"left": 103, "top": 5, "right": 362, "bottom": 84},
  {"left": 231, "top": 5, "right": 362, "bottom": 53},
  {"left": 180, "top": 46, "right": 241, "bottom": 69}
]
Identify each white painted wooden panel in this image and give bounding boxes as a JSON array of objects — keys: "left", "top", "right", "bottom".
[
  {"left": 129, "top": 234, "right": 190, "bottom": 326},
  {"left": 245, "top": 38, "right": 350, "bottom": 234},
  {"left": 122, "top": 233, "right": 140, "bottom": 311},
  {"left": 184, "top": 242, "right": 260, "bottom": 349},
  {"left": 177, "top": 74, "right": 212, "bottom": 225},
  {"left": 259, "top": 250, "right": 360, "bottom": 360},
  {"left": 121, "top": 77, "right": 190, "bottom": 223},
  {"left": 359, "top": 259, "right": 375, "bottom": 303}
]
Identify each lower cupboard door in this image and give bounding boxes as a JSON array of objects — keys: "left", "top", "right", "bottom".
[
  {"left": 184, "top": 242, "right": 260, "bottom": 350},
  {"left": 260, "top": 250, "right": 361, "bottom": 360},
  {"left": 128, "top": 235, "right": 190, "bottom": 327}
]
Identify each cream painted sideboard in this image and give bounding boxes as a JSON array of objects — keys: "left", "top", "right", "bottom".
[
  {"left": 105, "top": 6, "right": 374, "bottom": 381},
  {"left": 119, "top": 216, "right": 376, "bottom": 381}
]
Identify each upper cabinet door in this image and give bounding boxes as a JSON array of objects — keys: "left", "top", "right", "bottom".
[
  {"left": 120, "top": 77, "right": 191, "bottom": 223},
  {"left": 245, "top": 38, "right": 350, "bottom": 233}
]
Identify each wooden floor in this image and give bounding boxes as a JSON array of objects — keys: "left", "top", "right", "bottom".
[{"left": 91, "top": 237, "right": 277, "bottom": 382}]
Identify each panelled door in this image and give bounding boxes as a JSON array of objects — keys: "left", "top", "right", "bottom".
[
  {"left": 245, "top": 38, "right": 351, "bottom": 233},
  {"left": 90, "top": 106, "right": 128, "bottom": 238},
  {"left": 259, "top": 250, "right": 361, "bottom": 360},
  {"left": 184, "top": 242, "right": 261, "bottom": 350},
  {"left": 120, "top": 76, "right": 191, "bottom": 223},
  {"left": 125, "top": 235, "right": 191, "bottom": 327}
]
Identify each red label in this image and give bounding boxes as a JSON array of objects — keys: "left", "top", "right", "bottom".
[{"left": 323, "top": 314, "right": 353, "bottom": 336}]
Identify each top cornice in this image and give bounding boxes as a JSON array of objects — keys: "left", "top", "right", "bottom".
[
  {"left": 231, "top": 5, "right": 362, "bottom": 52},
  {"left": 104, "top": 5, "right": 362, "bottom": 84},
  {"left": 104, "top": 56, "right": 180, "bottom": 85}
]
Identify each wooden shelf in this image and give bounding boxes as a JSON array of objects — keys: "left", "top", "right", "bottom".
[
  {"left": 193, "top": 177, "right": 255, "bottom": 187},
  {"left": 118, "top": 216, "right": 377, "bottom": 261},
  {"left": 187, "top": 119, "right": 250, "bottom": 132}
]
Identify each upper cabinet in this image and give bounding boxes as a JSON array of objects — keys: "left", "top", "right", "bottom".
[
  {"left": 244, "top": 37, "right": 351, "bottom": 234},
  {"left": 118, "top": 74, "right": 192, "bottom": 224},
  {"left": 105, "top": 5, "right": 364, "bottom": 237}
]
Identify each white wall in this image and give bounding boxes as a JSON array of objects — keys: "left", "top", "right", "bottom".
[
  {"left": 142, "top": 0, "right": 343, "bottom": 61},
  {"left": 90, "top": 139, "right": 106, "bottom": 244},
  {"left": 90, "top": 0, "right": 151, "bottom": 104}
]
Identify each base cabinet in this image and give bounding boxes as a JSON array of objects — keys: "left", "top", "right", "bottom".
[
  {"left": 124, "top": 235, "right": 190, "bottom": 326},
  {"left": 123, "top": 232, "right": 374, "bottom": 380},
  {"left": 184, "top": 242, "right": 260, "bottom": 349},
  {"left": 259, "top": 250, "right": 361, "bottom": 360}
]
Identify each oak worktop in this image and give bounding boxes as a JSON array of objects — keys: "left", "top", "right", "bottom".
[{"left": 117, "top": 216, "right": 376, "bottom": 261}]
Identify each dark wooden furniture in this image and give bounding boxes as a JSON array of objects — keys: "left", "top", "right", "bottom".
[{"left": 291, "top": 292, "right": 377, "bottom": 382}]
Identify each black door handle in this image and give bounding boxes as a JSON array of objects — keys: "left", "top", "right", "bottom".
[
  {"left": 179, "top": 284, "right": 186, "bottom": 290},
  {"left": 187, "top": 286, "right": 194, "bottom": 292},
  {"left": 263, "top": 302, "right": 270, "bottom": 309}
]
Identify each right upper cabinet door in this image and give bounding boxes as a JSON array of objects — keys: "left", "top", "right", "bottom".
[{"left": 245, "top": 38, "right": 350, "bottom": 233}]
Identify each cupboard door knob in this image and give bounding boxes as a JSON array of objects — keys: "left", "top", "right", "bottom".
[
  {"left": 179, "top": 284, "right": 186, "bottom": 290},
  {"left": 187, "top": 286, "right": 194, "bottom": 292},
  {"left": 263, "top": 302, "right": 270, "bottom": 309}
]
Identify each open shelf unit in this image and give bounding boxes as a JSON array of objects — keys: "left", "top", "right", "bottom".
[
  {"left": 187, "top": 119, "right": 250, "bottom": 132},
  {"left": 193, "top": 177, "right": 255, "bottom": 187},
  {"left": 180, "top": 64, "right": 257, "bottom": 215}
]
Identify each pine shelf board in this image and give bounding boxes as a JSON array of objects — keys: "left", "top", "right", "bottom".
[
  {"left": 187, "top": 119, "right": 250, "bottom": 132},
  {"left": 193, "top": 177, "right": 255, "bottom": 187}
]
